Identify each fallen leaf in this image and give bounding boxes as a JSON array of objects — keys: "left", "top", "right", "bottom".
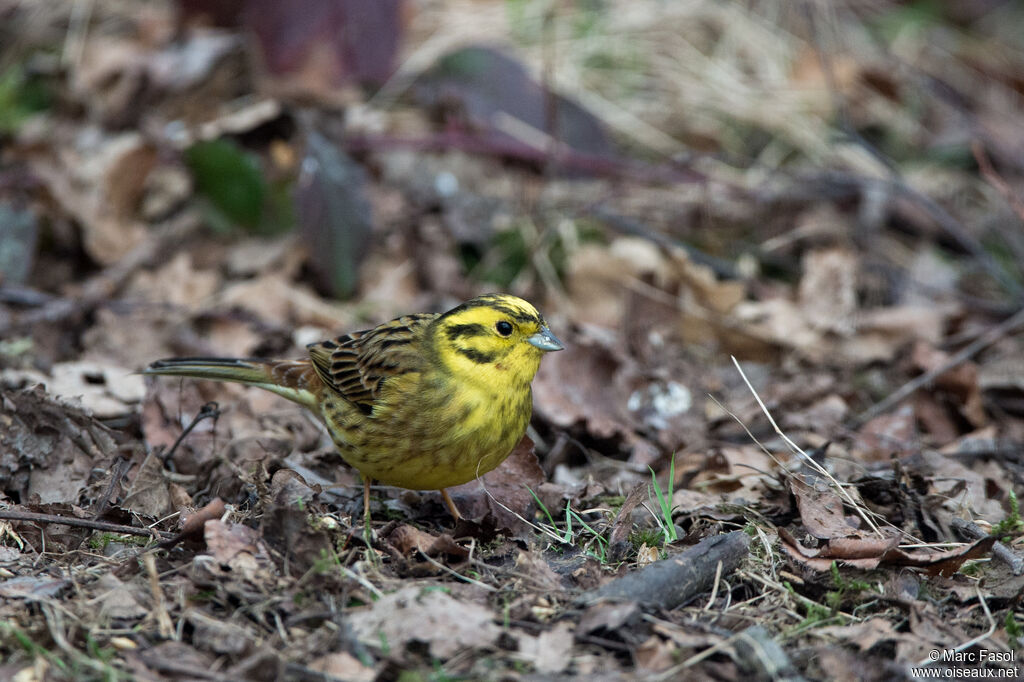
[
  {"left": 513, "top": 550, "right": 565, "bottom": 593},
  {"left": 200, "top": 520, "right": 277, "bottom": 587},
  {"left": 854, "top": 404, "right": 918, "bottom": 462},
  {"left": 577, "top": 600, "right": 640, "bottom": 635},
  {"left": 789, "top": 475, "right": 860, "bottom": 539},
  {"left": 348, "top": 586, "right": 501, "bottom": 659},
  {"left": 186, "top": 609, "right": 255, "bottom": 655},
  {"left": 533, "top": 335, "right": 636, "bottom": 439},
  {"left": 93, "top": 574, "right": 148, "bottom": 620},
  {"left": 0, "top": 575, "right": 69, "bottom": 600},
  {"left": 128, "top": 251, "right": 221, "bottom": 311},
  {"left": 635, "top": 635, "right": 677, "bottom": 672},
  {"left": 447, "top": 435, "right": 544, "bottom": 532},
  {"left": 385, "top": 524, "right": 468, "bottom": 559},
  {"left": 881, "top": 536, "right": 997, "bottom": 577},
  {"left": 910, "top": 340, "right": 986, "bottom": 427},
  {"left": 606, "top": 483, "right": 650, "bottom": 562},
  {"left": 516, "top": 622, "right": 575, "bottom": 674},
  {"left": 838, "top": 305, "right": 953, "bottom": 364},
  {"left": 26, "top": 129, "right": 155, "bottom": 265},
  {"left": 122, "top": 452, "right": 172, "bottom": 519},
  {"left": 798, "top": 248, "right": 857, "bottom": 336},
  {"left": 3, "top": 360, "right": 145, "bottom": 419},
  {"left": 816, "top": 618, "right": 916, "bottom": 652},
  {"left": 778, "top": 527, "right": 901, "bottom": 571},
  {"left": 246, "top": 0, "right": 406, "bottom": 102},
  {"left": 295, "top": 131, "right": 374, "bottom": 298},
  {"left": 308, "top": 652, "right": 376, "bottom": 682},
  {"left": 415, "top": 46, "right": 613, "bottom": 159},
  {"left": 0, "top": 385, "right": 118, "bottom": 505}
]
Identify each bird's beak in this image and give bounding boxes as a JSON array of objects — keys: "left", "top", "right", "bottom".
[{"left": 527, "top": 326, "right": 564, "bottom": 352}]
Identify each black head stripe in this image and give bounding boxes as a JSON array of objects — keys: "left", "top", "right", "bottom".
[
  {"left": 445, "top": 323, "right": 488, "bottom": 341},
  {"left": 490, "top": 305, "right": 537, "bottom": 324},
  {"left": 456, "top": 348, "right": 498, "bottom": 364}
]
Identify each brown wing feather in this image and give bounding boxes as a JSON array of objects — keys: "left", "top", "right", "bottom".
[{"left": 307, "top": 313, "right": 438, "bottom": 409}]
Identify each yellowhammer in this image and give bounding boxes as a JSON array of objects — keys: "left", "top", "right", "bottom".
[{"left": 145, "top": 294, "right": 563, "bottom": 522}]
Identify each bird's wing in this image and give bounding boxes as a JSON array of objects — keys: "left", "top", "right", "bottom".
[{"left": 307, "top": 313, "right": 438, "bottom": 410}]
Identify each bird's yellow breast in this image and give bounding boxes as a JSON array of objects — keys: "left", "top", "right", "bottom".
[{"left": 320, "top": 365, "right": 533, "bottom": 490}]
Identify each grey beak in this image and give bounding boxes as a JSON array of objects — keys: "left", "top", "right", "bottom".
[{"left": 527, "top": 326, "right": 564, "bottom": 352}]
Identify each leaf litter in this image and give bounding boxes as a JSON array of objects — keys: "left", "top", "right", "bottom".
[{"left": 2, "top": 0, "right": 1024, "bottom": 679}]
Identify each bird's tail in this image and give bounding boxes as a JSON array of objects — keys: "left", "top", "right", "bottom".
[{"left": 144, "top": 357, "right": 321, "bottom": 411}]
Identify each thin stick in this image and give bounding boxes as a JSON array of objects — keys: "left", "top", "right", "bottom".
[
  {"left": 143, "top": 552, "right": 175, "bottom": 639},
  {"left": 853, "top": 306, "right": 1024, "bottom": 427},
  {"left": 162, "top": 402, "right": 220, "bottom": 466},
  {"left": 731, "top": 357, "right": 881, "bottom": 536},
  {"left": 419, "top": 552, "right": 497, "bottom": 592},
  {"left": 703, "top": 560, "right": 723, "bottom": 611},
  {"left": 0, "top": 509, "right": 170, "bottom": 539}
]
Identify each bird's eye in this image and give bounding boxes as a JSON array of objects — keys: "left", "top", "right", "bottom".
[{"left": 495, "top": 320, "right": 513, "bottom": 337}]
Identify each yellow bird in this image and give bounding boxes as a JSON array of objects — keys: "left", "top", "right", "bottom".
[{"left": 145, "top": 294, "right": 563, "bottom": 522}]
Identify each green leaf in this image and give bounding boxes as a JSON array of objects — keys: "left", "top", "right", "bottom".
[
  {"left": 0, "top": 64, "right": 51, "bottom": 134},
  {"left": 186, "top": 139, "right": 267, "bottom": 230}
]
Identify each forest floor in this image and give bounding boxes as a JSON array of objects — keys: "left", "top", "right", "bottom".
[{"left": 2, "top": 1, "right": 1024, "bottom": 680}]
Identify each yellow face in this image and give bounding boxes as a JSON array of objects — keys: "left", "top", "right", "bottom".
[{"left": 432, "top": 294, "right": 563, "bottom": 384}]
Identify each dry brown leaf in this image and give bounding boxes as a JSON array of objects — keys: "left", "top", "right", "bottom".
[
  {"left": 816, "top": 618, "right": 917, "bottom": 652},
  {"left": 185, "top": 609, "right": 254, "bottom": 656},
  {"left": 3, "top": 361, "right": 145, "bottom": 419},
  {"left": 912, "top": 447, "right": 1005, "bottom": 520},
  {"left": 201, "top": 520, "right": 277, "bottom": 587},
  {"left": 798, "top": 248, "right": 857, "bottom": 336},
  {"left": 122, "top": 452, "right": 172, "bottom": 519},
  {"left": 635, "top": 635, "right": 677, "bottom": 672},
  {"left": 911, "top": 341, "right": 987, "bottom": 428},
  {"left": 26, "top": 130, "right": 155, "bottom": 265},
  {"left": 178, "top": 499, "right": 227, "bottom": 539},
  {"left": 690, "top": 446, "right": 776, "bottom": 498},
  {"left": 348, "top": 586, "right": 501, "bottom": 659},
  {"left": 607, "top": 483, "right": 650, "bottom": 561},
  {"left": 533, "top": 336, "right": 636, "bottom": 440},
  {"left": 779, "top": 527, "right": 901, "bottom": 571},
  {"left": 577, "top": 600, "right": 640, "bottom": 635},
  {"left": 838, "top": 306, "right": 952, "bottom": 364},
  {"left": 566, "top": 237, "right": 742, "bottom": 334},
  {"left": 81, "top": 308, "right": 181, "bottom": 371},
  {"left": 731, "top": 299, "right": 822, "bottom": 355},
  {"left": 854, "top": 404, "right": 918, "bottom": 462},
  {"left": 214, "top": 272, "right": 348, "bottom": 328},
  {"left": 880, "top": 536, "right": 997, "bottom": 577},
  {"left": 789, "top": 475, "right": 860, "bottom": 540},
  {"left": 94, "top": 574, "right": 148, "bottom": 621},
  {"left": 0, "top": 386, "right": 118, "bottom": 505},
  {"left": 0, "top": 575, "right": 70, "bottom": 600},
  {"left": 516, "top": 622, "right": 575, "bottom": 674},
  {"left": 308, "top": 652, "right": 376, "bottom": 682},
  {"left": 513, "top": 550, "right": 565, "bottom": 593},
  {"left": 128, "top": 252, "right": 221, "bottom": 311},
  {"left": 446, "top": 435, "right": 544, "bottom": 531},
  {"left": 900, "top": 603, "right": 973, "bottom": 661},
  {"left": 782, "top": 394, "right": 849, "bottom": 432},
  {"left": 385, "top": 524, "right": 468, "bottom": 559}
]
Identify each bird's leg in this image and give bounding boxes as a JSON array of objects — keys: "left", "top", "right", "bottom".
[
  {"left": 440, "top": 489, "right": 464, "bottom": 521},
  {"left": 362, "top": 478, "right": 373, "bottom": 543}
]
